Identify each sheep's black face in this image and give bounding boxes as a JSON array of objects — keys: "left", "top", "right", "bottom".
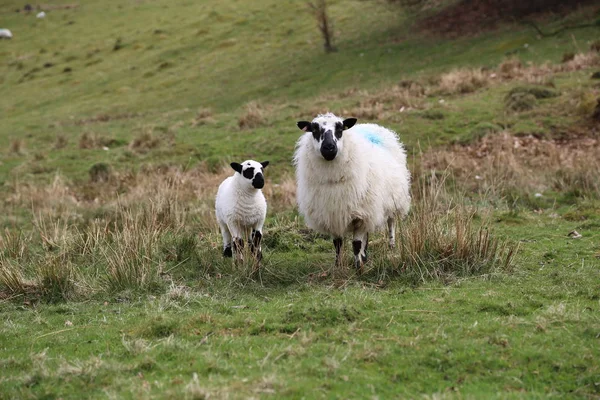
[
  {"left": 297, "top": 115, "right": 357, "bottom": 162},
  {"left": 231, "top": 160, "right": 269, "bottom": 189}
]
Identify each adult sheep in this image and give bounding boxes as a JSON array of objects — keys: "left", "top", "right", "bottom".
[
  {"left": 215, "top": 160, "right": 270, "bottom": 264},
  {"left": 293, "top": 113, "right": 411, "bottom": 272}
]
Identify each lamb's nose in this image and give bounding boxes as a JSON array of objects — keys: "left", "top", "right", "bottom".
[{"left": 253, "top": 174, "right": 264, "bottom": 189}]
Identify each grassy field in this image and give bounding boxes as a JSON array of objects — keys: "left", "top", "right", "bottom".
[{"left": 1, "top": 0, "right": 600, "bottom": 398}]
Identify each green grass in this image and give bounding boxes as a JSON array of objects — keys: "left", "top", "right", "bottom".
[
  {"left": 1, "top": 0, "right": 600, "bottom": 398},
  {"left": 1, "top": 218, "right": 599, "bottom": 398}
]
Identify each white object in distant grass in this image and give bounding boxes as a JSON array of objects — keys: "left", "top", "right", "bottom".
[
  {"left": 0, "top": 29, "right": 13, "bottom": 39},
  {"left": 215, "top": 160, "right": 269, "bottom": 263},
  {"left": 293, "top": 112, "right": 411, "bottom": 272},
  {"left": 37, "top": 11, "right": 46, "bottom": 18}
]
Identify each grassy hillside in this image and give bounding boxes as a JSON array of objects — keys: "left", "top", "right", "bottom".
[
  {"left": 1, "top": 0, "right": 600, "bottom": 398},
  {"left": 1, "top": 0, "right": 599, "bottom": 180}
]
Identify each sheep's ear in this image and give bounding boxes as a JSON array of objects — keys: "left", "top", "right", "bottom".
[
  {"left": 343, "top": 118, "right": 357, "bottom": 130},
  {"left": 261, "top": 161, "right": 270, "bottom": 169},
  {"left": 230, "top": 162, "right": 243, "bottom": 174},
  {"left": 297, "top": 121, "right": 312, "bottom": 132}
]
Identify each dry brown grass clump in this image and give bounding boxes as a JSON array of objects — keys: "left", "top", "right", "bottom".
[
  {"left": 129, "top": 130, "right": 162, "bottom": 152},
  {"left": 79, "top": 132, "right": 115, "bottom": 149},
  {"left": 54, "top": 134, "right": 69, "bottom": 149},
  {"left": 558, "top": 52, "right": 600, "bottom": 72},
  {"left": 263, "top": 175, "right": 297, "bottom": 212},
  {"left": 342, "top": 82, "right": 426, "bottom": 120},
  {"left": 6, "top": 174, "right": 79, "bottom": 220},
  {"left": 498, "top": 57, "right": 523, "bottom": 79},
  {"left": 422, "top": 132, "right": 600, "bottom": 201},
  {"left": 238, "top": 101, "right": 267, "bottom": 129},
  {"left": 438, "top": 68, "right": 489, "bottom": 94},
  {"left": 9, "top": 139, "right": 24, "bottom": 155},
  {"left": 393, "top": 174, "right": 517, "bottom": 282},
  {"left": 191, "top": 107, "right": 215, "bottom": 127}
]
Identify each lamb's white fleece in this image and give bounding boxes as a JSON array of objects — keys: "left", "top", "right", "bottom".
[{"left": 215, "top": 160, "right": 267, "bottom": 248}]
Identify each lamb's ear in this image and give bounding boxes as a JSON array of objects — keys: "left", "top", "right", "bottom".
[
  {"left": 260, "top": 161, "right": 270, "bottom": 169},
  {"left": 297, "top": 121, "right": 312, "bottom": 132},
  {"left": 343, "top": 118, "right": 357, "bottom": 130},
  {"left": 230, "top": 162, "right": 243, "bottom": 174}
]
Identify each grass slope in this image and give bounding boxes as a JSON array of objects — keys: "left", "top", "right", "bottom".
[{"left": 1, "top": 0, "right": 600, "bottom": 398}]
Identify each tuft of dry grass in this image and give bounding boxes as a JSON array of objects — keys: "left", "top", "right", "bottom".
[
  {"left": 9, "top": 139, "right": 24, "bottom": 155},
  {"left": 342, "top": 83, "right": 426, "bottom": 120},
  {"left": 263, "top": 175, "right": 297, "bottom": 212},
  {"left": 505, "top": 92, "right": 537, "bottom": 112},
  {"left": 366, "top": 171, "right": 517, "bottom": 283},
  {"left": 54, "top": 134, "right": 69, "bottom": 149},
  {"left": 78, "top": 131, "right": 116, "bottom": 149},
  {"left": 38, "top": 252, "right": 76, "bottom": 301},
  {"left": 438, "top": 68, "right": 489, "bottom": 95},
  {"left": 558, "top": 51, "right": 600, "bottom": 72},
  {"left": 0, "top": 229, "right": 29, "bottom": 259},
  {"left": 0, "top": 257, "right": 29, "bottom": 296},
  {"left": 190, "top": 107, "right": 215, "bottom": 127},
  {"left": 238, "top": 101, "right": 267, "bottom": 129},
  {"left": 498, "top": 57, "right": 523, "bottom": 79},
  {"left": 422, "top": 132, "right": 600, "bottom": 203},
  {"left": 129, "top": 130, "right": 162, "bottom": 153}
]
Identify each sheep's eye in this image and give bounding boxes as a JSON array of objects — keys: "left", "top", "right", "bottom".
[
  {"left": 334, "top": 124, "right": 343, "bottom": 139},
  {"left": 312, "top": 124, "right": 322, "bottom": 141}
]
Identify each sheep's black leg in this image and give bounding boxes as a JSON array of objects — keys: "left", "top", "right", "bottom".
[
  {"left": 352, "top": 240, "right": 368, "bottom": 274},
  {"left": 352, "top": 219, "right": 368, "bottom": 274},
  {"left": 387, "top": 216, "right": 396, "bottom": 249},
  {"left": 352, "top": 235, "right": 368, "bottom": 274},
  {"left": 333, "top": 237, "right": 343, "bottom": 266}
]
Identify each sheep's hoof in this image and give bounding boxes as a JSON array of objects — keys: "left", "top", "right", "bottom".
[{"left": 223, "top": 245, "right": 233, "bottom": 258}]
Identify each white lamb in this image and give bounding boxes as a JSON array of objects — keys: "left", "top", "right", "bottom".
[
  {"left": 215, "top": 160, "right": 269, "bottom": 262},
  {"left": 293, "top": 113, "right": 411, "bottom": 272},
  {"left": 0, "top": 29, "right": 13, "bottom": 39}
]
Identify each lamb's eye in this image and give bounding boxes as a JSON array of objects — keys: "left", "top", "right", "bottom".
[
  {"left": 243, "top": 167, "right": 255, "bottom": 179},
  {"left": 312, "top": 128, "right": 322, "bottom": 141}
]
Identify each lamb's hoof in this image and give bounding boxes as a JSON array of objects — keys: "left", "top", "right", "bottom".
[
  {"left": 388, "top": 241, "right": 396, "bottom": 249},
  {"left": 223, "top": 245, "right": 233, "bottom": 258},
  {"left": 354, "top": 255, "right": 367, "bottom": 275}
]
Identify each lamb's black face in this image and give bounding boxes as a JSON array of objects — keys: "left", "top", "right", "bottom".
[
  {"left": 297, "top": 116, "right": 357, "bottom": 162},
  {"left": 231, "top": 160, "right": 269, "bottom": 189}
]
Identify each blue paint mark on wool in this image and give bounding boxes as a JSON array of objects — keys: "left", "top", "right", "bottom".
[{"left": 352, "top": 125, "right": 383, "bottom": 146}]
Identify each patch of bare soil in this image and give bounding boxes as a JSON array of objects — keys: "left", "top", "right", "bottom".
[{"left": 416, "top": 0, "right": 599, "bottom": 37}]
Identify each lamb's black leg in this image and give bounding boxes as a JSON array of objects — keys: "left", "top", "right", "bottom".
[
  {"left": 232, "top": 237, "right": 244, "bottom": 260},
  {"left": 333, "top": 237, "right": 343, "bottom": 266},
  {"left": 223, "top": 244, "right": 233, "bottom": 258},
  {"left": 251, "top": 229, "right": 263, "bottom": 262}
]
